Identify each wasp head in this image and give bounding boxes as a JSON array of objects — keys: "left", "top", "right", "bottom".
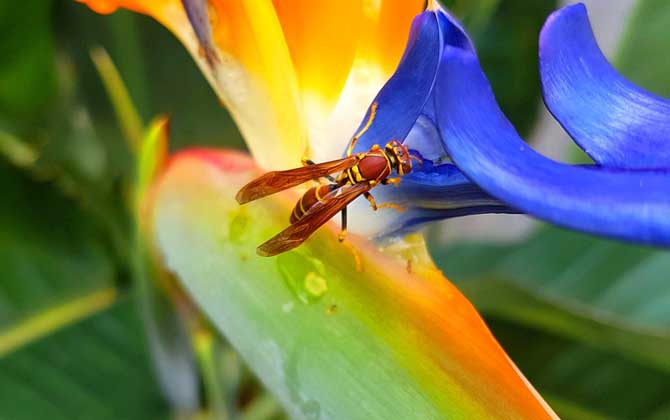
[{"left": 385, "top": 140, "right": 413, "bottom": 175}]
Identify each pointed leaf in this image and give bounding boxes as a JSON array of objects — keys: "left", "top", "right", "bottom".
[
  {"left": 0, "top": 299, "right": 169, "bottom": 419},
  {"left": 152, "top": 148, "right": 558, "bottom": 419},
  {"left": 432, "top": 227, "right": 670, "bottom": 371}
]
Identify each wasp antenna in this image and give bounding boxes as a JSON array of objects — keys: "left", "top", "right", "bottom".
[
  {"left": 347, "top": 102, "right": 379, "bottom": 156},
  {"left": 410, "top": 154, "right": 424, "bottom": 167}
]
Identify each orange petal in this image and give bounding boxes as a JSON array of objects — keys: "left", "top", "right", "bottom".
[
  {"left": 76, "top": 0, "right": 164, "bottom": 16},
  {"left": 272, "top": 0, "right": 363, "bottom": 110},
  {"left": 271, "top": 0, "right": 425, "bottom": 162},
  {"left": 78, "top": 0, "right": 425, "bottom": 168}
]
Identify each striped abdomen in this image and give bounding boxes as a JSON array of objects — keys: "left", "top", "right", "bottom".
[{"left": 290, "top": 184, "right": 335, "bottom": 224}]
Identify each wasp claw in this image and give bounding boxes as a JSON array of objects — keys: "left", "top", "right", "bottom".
[{"left": 338, "top": 229, "right": 347, "bottom": 242}]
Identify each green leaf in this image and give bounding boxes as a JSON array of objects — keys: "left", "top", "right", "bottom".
[
  {"left": 616, "top": 0, "right": 670, "bottom": 97},
  {"left": 90, "top": 46, "right": 145, "bottom": 153},
  {"left": 471, "top": 0, "right": 557, "bottom": 136},
  {"left": 430, "top": 227, "right": 670, "bottom": 371},
  {"left": 440, "top": 0, "right": 502, "bottom": 36},
  {"left": 0, "top": 162, "right": 116, "bottom": 353},
  {"left": 491, "top": 320, "right": 670, "bottom": 420},
  {"left": 60, "top": 2, "right": 243, "bottom": 152},
  {"left": 0, "top": 0, "right": 56, "bottom": 116},
  {"left": 0, "top": 298, "right": 170, "bottom": 420}
]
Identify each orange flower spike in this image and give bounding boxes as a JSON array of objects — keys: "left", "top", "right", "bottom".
[{"left": 77, "top": 0, "right": 160, "bottom": 16}]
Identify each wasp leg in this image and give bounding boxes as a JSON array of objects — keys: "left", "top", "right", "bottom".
[
  {"left": 346, "top": 102, "right": 379, "bottom": 156},
  {"left": 346, "top": 136, "right": 359, "bottom": 157},
  {"left": 364, "top": 192, "right": 379, "bottom": 211},
  {"left": 382, "top": 177, "right": 402, "bottom": 187},
  {"left": 377, "top": 202, "right": 406, "bottom": 212},
  {"left": 341, "top": 240, "right": 362, "bottom": 271},
  {"left": 365, "top": 191, "right": 405, "bottom": 212},
  {"left": 338, "top": 206, "right": 348, "bottom": 242},
  {"left": 338, "top": 207, "right": 362, "bottom": 271},
  {"left": 302, "top": 157, "right": 336, "bottom": 182}
]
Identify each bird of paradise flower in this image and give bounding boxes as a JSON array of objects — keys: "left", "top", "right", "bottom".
[{"left": 77, "top": 0, "right": 669, "bottom": 418}]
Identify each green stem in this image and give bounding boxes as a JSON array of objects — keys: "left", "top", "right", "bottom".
[
  {"left": 194, "top": 330, "right": 232, "bottom": 420},
  {"left": 90, "top": 47, "right": 144, "bottom": 153},
  {"left": 0, "top": 131, "right": 38, "bottom": 167},
  {"left": 240, "top": 394, "right": 283, "bottom": 420},
  {"left": 0, "top": 288, "right": 117, "bottom": 357}
]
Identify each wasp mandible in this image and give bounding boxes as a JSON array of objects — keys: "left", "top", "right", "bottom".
[{"left": 235, "top": 103, "right": 421, "bottom": 256}]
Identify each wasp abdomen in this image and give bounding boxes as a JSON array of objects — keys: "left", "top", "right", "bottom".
[{"left": 290, "top": 184, "right": 335, "bottom": 223}]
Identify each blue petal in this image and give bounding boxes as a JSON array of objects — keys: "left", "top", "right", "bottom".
[
  {"left": 350, "top": 7, "right": 474, "bottom": 155},
  {"left": 372, "top": 161, "right": 516, "bottom": 238},
  {"left": 375, "top": 205, "right": 517, "bottom": 239},
  {"left": 348, "top": 7, "right": 510, "bottom": 237},
  {"left": 540, "top": 4, "right": 670, "bottom": 169},
  {"left": 435, "top": 46, "right": 670, "bottom": 246},
  {"left": 433, "top": 5, "right": 474, "bottom": 52},
  {"left": 350, "top": 11, "right": 441, "bottom": 154},
  {"left": 380, "top": 162, "right": 504, "bottom": 208}
]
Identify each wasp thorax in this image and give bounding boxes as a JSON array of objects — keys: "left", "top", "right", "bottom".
[{"left": 385, "top": 140, "right": 413, "bottom": 175}]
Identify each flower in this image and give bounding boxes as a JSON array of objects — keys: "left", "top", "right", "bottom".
[
  {"left": 350, "top": 2, "right": 670, "bottom": 245},
  {"left": 78, "top": 0, "right": 515, "bottom": 238},
  {"left": 79, "top": 1, "right": 560, "bottom": 418},
  {"left": 78, "top": 0, "right": 424, "bottom": 171},
  {"left": 80, "top": 1, "right": 670, "bottom": 245}
]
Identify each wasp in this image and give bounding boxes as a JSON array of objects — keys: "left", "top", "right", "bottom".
[{"left": 235, "top": 103, "right": 420, "bottom": 256}]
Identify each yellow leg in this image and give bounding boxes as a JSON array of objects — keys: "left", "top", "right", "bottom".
[
  {"left": 341, "top": 239, "right": 362, "bottom": 272},
  {"left": 301, "top": 145, "right": 312, "bottom": 165},
  {"left": 346, "top": 102, "right": 378, "bottom": 156},
  {"left": 377, "top": 202, "right": 406, "bottom": 212},
  {"left": 346, "top": 136, "right": 359, "bottom": 157},
  {"left": 364, "top": 192, "right": 404, "bottom": 212},
  {"left": 382, "top": 177, "right": 402, "bottom": 187},
  {"left": 338, "top": 207, "right": 362, "bottom": 271},
  {"left": 364, "top": 192, "right": 378, "bottom": 211},
  {"left": 338, "top": 229, "right": 347, "bottom": 242}
]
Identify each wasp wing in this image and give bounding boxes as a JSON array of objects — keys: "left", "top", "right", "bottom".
[
  {"left": 257, "top": 182, "right": 373, "bottom": 256},
  {"left": 236, "top": 156, "right": 359, "bottom": 204}
]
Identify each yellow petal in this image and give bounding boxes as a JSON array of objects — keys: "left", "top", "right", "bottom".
[
  {"left": 205, "top": 1, "right": 306, "bottom": 170},
  {"left": 272, "top": 0, "right": 363, "bottom": 110},
  {"left": 290, "top": 0, "right": 425, "bottom": 162},
  {"left": 78, "top": 0, "right": 424, "bottom": 167},
  {"left": 80, "top": 0, "right": 306, "bottom": 170}
]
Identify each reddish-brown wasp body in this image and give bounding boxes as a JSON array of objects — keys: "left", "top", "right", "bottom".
[{"left": 235, "top": 103, "right": 420, "bottom": 256}]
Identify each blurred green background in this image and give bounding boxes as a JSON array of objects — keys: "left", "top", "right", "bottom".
[{"left": 1, "top": 0, "right": 669, "bottom": 419}]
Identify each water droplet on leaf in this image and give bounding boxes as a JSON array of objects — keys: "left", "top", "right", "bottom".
[
  {"left": 276, "top": 251, "right": 328, "bottom": 304},
  {"left": 228, "top": 208, "right": 250, "bottom": 244},
  {"left": 304, "top": 272, "right": 328, "bottom": 298}
]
